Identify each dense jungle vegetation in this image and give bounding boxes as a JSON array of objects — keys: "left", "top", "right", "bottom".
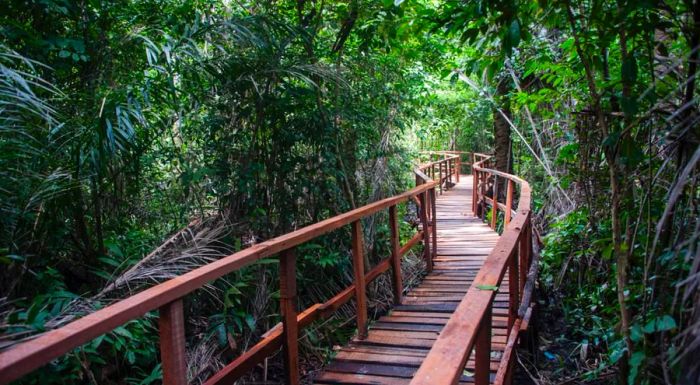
[{"left": 1, "top": 0, "right": 699, "bottom": 384}]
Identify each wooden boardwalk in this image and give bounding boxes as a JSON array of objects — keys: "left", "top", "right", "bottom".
[
  {"left": 314, "top": 176, "right": 505, "bottom": 385},
  {"left": 0, "top": 153, "right": 533, "bottom": 385}
]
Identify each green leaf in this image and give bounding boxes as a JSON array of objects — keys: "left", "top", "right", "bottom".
[
  {"left": 630, "top": 325, "right": 643, "bottom": 342},
  {"left": 58, "top": 50, "right": 71, "bottom": 58},
  {"left": 245, "top": 314, "right": 256, "bottom": 330},
  {"left": 656, "top": 315, "right": 677, "bottom": 331},
  {"left": 509, "top": 20, "right": 521, "bottom": 48},
  {"left": 0, "top": 254, "right": 24, "bottom": 264},
  {"left": 26, "top": 302, "right": 42, "bottom": 324},
  {"left": 99, "top": 256, "right": 121, "bottom": 267},
  {"left": 609, "top": 346, "right": 626, "bottom": 364},
  {"left": 216, "top": 323, "right": 227, "bottom": 347},
  {"left": 602, "top": 243, "right": 613, "bottom": 260},
  {"left": 476, "top": 284, "right": 499, "bottom": 291},
  {"left": 628, "top": 351, "right": 645, "bottom": 384},
  {"left": 91, "top": 335, "right": 106, "bottom": 350},
  {"left": 114, "top": 326, "right": 133, "bottom": 339},
  {"left": 140, "top": 364, "right": 162, "bottom": 385},
  {"left": 556, "top": 143, "right": 578, "bottom": 164},
  {"left": 642, "top": 315, "right": 677, "bottom": 333},
  {"left": 603, "top": 131, "right": 621, "bottom": 149},
  {"left": 255, "top": 258, "right": 279, "bottom": 265}
]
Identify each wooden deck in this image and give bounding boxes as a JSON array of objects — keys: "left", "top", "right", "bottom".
[{"left": 314, "top": 176, "right": 505, "bottom": 385}]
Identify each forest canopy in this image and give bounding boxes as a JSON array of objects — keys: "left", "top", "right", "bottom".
[{"left": 0, "top": 0, "right": 699, "bottom": 384}]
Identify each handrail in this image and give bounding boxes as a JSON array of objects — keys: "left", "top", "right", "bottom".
[
  {"left": 410, "top": 154, "right": 534, "bottom": 385},
  {"left": 417, "top": 152, "right": 461, "bottom": 193},
  {"left": 420, "top": 150, "right": 478, "bottom": 180},
  {"left": 0, "top": 153, "right": 460, "bottom": 384}
]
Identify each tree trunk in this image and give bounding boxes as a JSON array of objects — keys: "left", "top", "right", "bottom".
[
  {"left": 679, "top": 2, "right": 700, "bottom": 381},
  {"left": 494, "top": 77, "right": 512, "bottom": 196}
]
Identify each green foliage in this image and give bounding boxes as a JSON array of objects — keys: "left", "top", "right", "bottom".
[
  {"left": 0, "top": 0, "right": 461, "bottom": 382},
  {"left": 1, "top": 0, "right": 698, "bottom": 384}
]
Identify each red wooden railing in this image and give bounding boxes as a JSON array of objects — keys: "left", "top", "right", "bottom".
[
  {"left": 415, "top": 153, "right": 461, "bottom": 271},
  {"left": 0, "top": 154, "right": 460, "bottom": 384},
  {"left": 410, "top": 152, "right": 535, "bottom": 385},
  {"left": 419, "top": 151, "right": 463, "bottom": 192}
]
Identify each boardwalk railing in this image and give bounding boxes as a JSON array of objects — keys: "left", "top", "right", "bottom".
[
  {"left": 410, "top": 152, "right": 534, "bottom": 385},
  {"left": 418, "top": 151, "right": 464, "bottom": 192},
  {"left": 0, "top": 154, "right": 460, "bottom": 384}
]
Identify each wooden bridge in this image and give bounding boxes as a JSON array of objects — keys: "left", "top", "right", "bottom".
[{"left": 0, "top": 152, "right": 536, "bottom": 385}]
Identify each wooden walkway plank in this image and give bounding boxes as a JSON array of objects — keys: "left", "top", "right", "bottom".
[{"left": 313, "top": 176, "right": 503, "bottom": 385}]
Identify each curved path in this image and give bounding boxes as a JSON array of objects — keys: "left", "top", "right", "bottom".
[{"left": 314, "top": 176, "right": 506, "bottom": 385}]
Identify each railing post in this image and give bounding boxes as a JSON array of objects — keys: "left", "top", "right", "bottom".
[
  {"left": 430, "top": 187, "right": 437, "bottom": 260},
  {"left": 351, "top": 220, "right": 368, "bottom": 339},
  {"left": 450, "top": 158, "right": 454, "bottom": 184},
  {"left": 519, "top": 217, "right": 531, "bottom": 299},
  {"left": 418, "top": 192, "right": 432, "bottom": 272},
  {"left": 456, "top": 155, "right": 460, "bottom": 183},
  {"left": 425, "top": 182, "right": 432, "bottom": 220},
  {"left": 508, "top": 250, "right": 519, "bottom": 335},
  {"left": 389, "top": 205, "right": 403, "bottom": 304},
  {"left": 472, "top": 169, "right": 478, "bottom": 216},
  {"left": 438, "top": 161, "right": 443, "bottom": 194},
  {"left": 480, "top": 172, "right": 487, "bottom": 219},
  {"left": 159, "top": 299, "right": 187, "bottom": 385},
  {"left": 279, "top": 248, "right": 300, "bottom": 385},
  {"left": 504, "top": 180, "right": 514, "bottom": 227},
  {"left": 474, "top": 305, "right": 492, "bottom": 385},
  {"left": 491, "top": 175, "right": 499, "bottom": 229},
  {"left": 447, "top": 158, "right": 452, "bottom": 187}
]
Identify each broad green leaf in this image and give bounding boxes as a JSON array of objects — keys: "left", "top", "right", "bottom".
[
  {"left": 114, "top": 326, "right": 133, "bottom": 339},
  {"left": 628, "top": 351, "right": 645, "bottom": 385},
  {"left": 630, "top": 325, "right": 643, "bottom": 342},
  {"left": 656, "top": 315, "right": 677, "bottom": 331},
  {"left": 609, "top": 346, "right": 626, "bottom": 364}
]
